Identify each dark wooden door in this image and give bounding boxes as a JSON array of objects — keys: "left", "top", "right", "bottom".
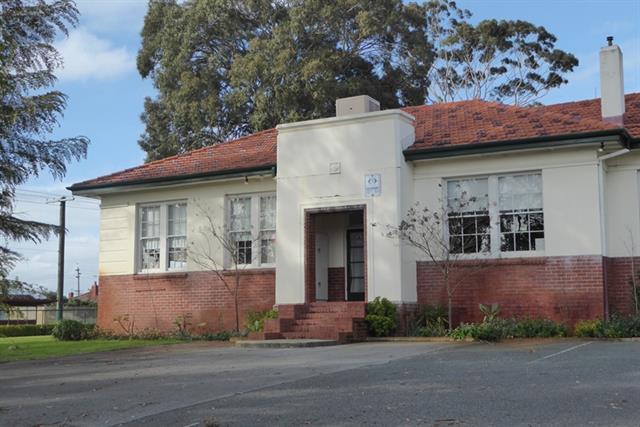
[{"left": 347, "top": 230, "right": 365, "bottom": 301}]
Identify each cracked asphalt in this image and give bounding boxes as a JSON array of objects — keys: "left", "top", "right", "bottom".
[{"left": 1, "top": 339, "right": 639, "bottom": 426}]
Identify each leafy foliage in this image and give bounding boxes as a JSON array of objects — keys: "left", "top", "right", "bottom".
[
  {"left": 365, "top": 297, "right": 397, "bottom": 337},
  {"left": 246, "top": 309, "right": 278, "bottom": 333},
  {"left": 52, "top": 320, "right": 94, "bottom": 341},
  {"left": 450, "top": 318, "right": 567, "bottom": 342},
  {"left": 574, "top": 316, "right": 640, "bottom": 338},
  {"left": 413, "top": 304, "right": 449, "bottom": 337},
  {"left": 0, "top": 0, "right": 89, "bottom": 304},
  {"left": 0, "top": 324, "right": 54, "bottom": 337},
  {"left": 479, "top": 303, "right": 501, "bottom": 322},
  {"left": 137, "top": 0, "right": 577, "bottom": 160}
]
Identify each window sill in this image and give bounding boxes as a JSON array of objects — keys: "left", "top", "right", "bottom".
[
  {"left": 220, "top": 267, "right": 276, "bottom": 276},
  {"left": 133, "top": 271, "right": 188, "bottom": 280}
]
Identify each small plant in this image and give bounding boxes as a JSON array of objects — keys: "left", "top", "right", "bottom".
[
  {"left": 113, "top": 314, "right": 136, "bottom": 338},
  {"left": 174, "top": 314, "right": 193, "bottom": 339},
  {"left": 245, "top": 309, "right": 278, "bottom": 333},
  {"left": 479, "top": 303, "right": 501, "bottom": 322},
  {"left": 450, "top": 318, "right": 567, "bottom": 342},
  {"left": 365, "top": 297, "right": 397, "bottom": 337},
  {"left": 52, "top": 320, "right": 94, "bottom": 341},
  {"left": 413, "top": 304, "right": 449, "bottom": 337}
]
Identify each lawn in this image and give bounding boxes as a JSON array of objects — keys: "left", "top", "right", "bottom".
[{"left": 0, "top": 335, "right": 181, "bottom": 362}]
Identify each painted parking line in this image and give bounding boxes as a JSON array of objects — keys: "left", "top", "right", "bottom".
[{"left": 528, "top": 341, "right": 593, "bottom": 364}]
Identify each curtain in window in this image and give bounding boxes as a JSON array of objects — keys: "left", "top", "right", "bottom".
[
  {"left": 259, "top": 195, "right": 276, "bottom": 263},
  {"left": 140, "top": 206, "right": 160, "bottom": 270},
  {"left": 167, "top": 203, "right": 187, "bottom": 269},
  {"left": 499, "top": 174, "right": 544, "bottom": 251},
  {"left": 447, "top": 179, "right": 490, "bottom": 254}
]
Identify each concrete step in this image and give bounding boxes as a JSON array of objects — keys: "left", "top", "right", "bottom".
[{"left": 236, "top": 339, "right": 338, "bottom": 348}]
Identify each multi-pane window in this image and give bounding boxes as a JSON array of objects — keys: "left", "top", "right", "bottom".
[
  {"left": 259, "top": 195, "right": 276, "bottom": 264},
  {"left": 229, "top": 197, "right": 252, "bottom": 264},
  {"left": 167, "top": 203, "right": 187, "bottom": 269},
  {"left": 446, "top": 173, "right": 544, "bottom": 255},
  {"left": 140, "top": 206, "right": 161, "bottom": 270},
  {"left": 138, "top": 202, "right": 187, "bottom": 273},
  {"left": 499, "top": 174, "right": 544, "bottom": 251},
  {"left": 227, "top": 193, "right": 276, "bottom": 266},
  {"left": 447, "top": 179, "right": 490, "bottom": 254}
]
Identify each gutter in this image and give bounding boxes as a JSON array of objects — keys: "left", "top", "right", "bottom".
[
  {"left": 68, "top": 164, "right": 277, "bottom": 196},
  {"left": 403, "top": 128, "right": 633, "bottom": 161}
]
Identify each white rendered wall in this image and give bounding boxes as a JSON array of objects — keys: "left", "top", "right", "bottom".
[
  {"left": 97, "top": 178, "right": 276, "bottom": 276},
  {"left": 604, "top": 150, "right": 640, "bottom": 257},
  {"left": 411, "top": 146, "right": 605, "bottom": 259},
  {"left": 275, "top": 110, "right": 416, "bottom": 305}
]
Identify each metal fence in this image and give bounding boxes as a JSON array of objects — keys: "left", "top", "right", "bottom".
[{"left": 0, "top": 307, "right": 96, "bottom": 325}]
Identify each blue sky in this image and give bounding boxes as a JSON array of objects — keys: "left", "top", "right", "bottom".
[{"left": 10, "top": 0, "right": 640, "bottom": 293}]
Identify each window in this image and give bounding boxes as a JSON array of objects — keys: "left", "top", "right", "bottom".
[
  {"left": 498, "top": 174, "right": 544, "bottom": 252},
  {"left": 446, "top": 173, "right": 544, "bottom": 255},
  {"left": 227, "top": 193, "right": 276, "bottom": 266},
  {"left": 447, "top": 179, "right": 490, "bottom": 254},
  {"left": 138, "top": 202, "right": 187, "bottom": 273}
]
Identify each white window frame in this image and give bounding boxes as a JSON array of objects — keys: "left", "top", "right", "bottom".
[
  {"left": 136, "top": 200, "right": 188, "bottom": 274},
  {"left": 226, "top": 192, "right": 276, "bottom": 268},
  {"left": 444, "top": 171, "right": 545, "bottom": 258}
]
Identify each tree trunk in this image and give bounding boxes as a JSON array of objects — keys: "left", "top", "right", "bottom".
[
  {"left": 448, "top": 295, "right": 453, "bottom": 333},
  {"left": 234, "top": 276, "right": 240, "bottom": 333}
]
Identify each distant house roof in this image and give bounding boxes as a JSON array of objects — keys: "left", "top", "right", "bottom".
[
  {"left": 69, "top": 93, "right": 640, "bottom": 193},
  {"left": 1, "top": 295, "right": 55, "bottom": 307}
]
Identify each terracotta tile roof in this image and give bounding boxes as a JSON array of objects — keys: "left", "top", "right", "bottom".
[
  {"left": 404, "top": 92, "right": 640, "bottom": 151},
  {"left": 70, "top": 129, "right": 277, "bottom": 191},
  {"left": 70, "top": 94, "right": 639, "bottom": 191}
]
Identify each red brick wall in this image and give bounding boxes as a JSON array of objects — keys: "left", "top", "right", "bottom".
[
  {"left": 605, "top": 257, "right": 639, "bottom": 316},
  {"left": 98, "top": 269, "right": 275, "bottom": 334},
  {"left": 328, "top": 267, "right": 345, "bottom": 301},
  {"left": 417, "top": 256, "right": 605, "bottom": 327}
]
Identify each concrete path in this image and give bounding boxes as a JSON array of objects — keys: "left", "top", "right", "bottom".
[{"left": 1, "top": 339, "right": 639, "bottom": 426}]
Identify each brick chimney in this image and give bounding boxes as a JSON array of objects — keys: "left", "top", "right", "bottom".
[{"left": 599, "top": 36, "right": 625, "bottom": 125}]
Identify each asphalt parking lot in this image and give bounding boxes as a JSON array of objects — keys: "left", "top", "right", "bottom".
[{"left": 1, "top": 339, "right": 639, "bottom": 426}]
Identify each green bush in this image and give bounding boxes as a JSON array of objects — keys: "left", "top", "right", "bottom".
[
  {"left": 365, "top": 297, "right": 397, "bottom": 337},
  {"left": 413, "top": 304, "right": 449, "bottom": 337},
  {"left": 245, "top": 309, "right": 278, "bottom": 333},
  {"left": 450, "top": 318, "right": 567, "bottom": 342},
  {"left": 0, "top": 324, "right": 55, "bottom": 337},
  {"left": 512, "top": 318, "right": 567, "bottom": 338},
  {"left": 198, "top": 331, "right": 232, "bottom": 341},
  {"left": 52, "top": 320, "right": 94, "bottom": 341},
  {"left": 574, "top": 316, "right": 640, "bottom": 338}
]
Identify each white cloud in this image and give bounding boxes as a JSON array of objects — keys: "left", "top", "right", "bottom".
[
  {"left": 55, "top": 27, "right": 135, "bottom": 81},
  {"left": 76, "top": 0, "right": 147, "bottom": 34}
]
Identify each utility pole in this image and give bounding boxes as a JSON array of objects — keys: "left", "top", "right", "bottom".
[
  {"left": 75, "top": 265, "right": 81, "bottom": 299},
  {"left": 48, "top": 196, "right": 73, "bottom": 321}
]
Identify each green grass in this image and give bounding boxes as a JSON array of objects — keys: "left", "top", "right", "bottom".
[{"left": 0, "top": 336, "right": 182, "bottom": 362}]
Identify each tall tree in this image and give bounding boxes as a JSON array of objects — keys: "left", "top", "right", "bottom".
[
  {"left": 138, "top": 0, "right": 577, "bottom": 161},
  {"left": 427, "top": 19, "right": 579, "bottom": 105},
  {"left": 0, "top": 0, "right": 89, "bottom": 306}
]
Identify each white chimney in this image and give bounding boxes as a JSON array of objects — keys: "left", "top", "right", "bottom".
[
  {"left": 336, "top": 95, "right": 380, "bottom": 117},
  {"left": 599, "top": 36, "right": 625, "bottom": 125}
]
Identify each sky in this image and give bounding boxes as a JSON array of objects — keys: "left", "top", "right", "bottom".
[{"left": 9, "top": 0, "right": 640, "bottom": 294}]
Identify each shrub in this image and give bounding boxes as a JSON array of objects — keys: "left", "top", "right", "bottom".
[
  {"left": 52, "top": 320, "right": 94, "bottom": 341},
  {"left": 413, "top": 304, "right": 449, "bottom": 337},
  {"left": 245, "top": 309, "right": 278, "bottom": 333},
  {"left": 512, "top": 318, "right": 567, "bottom": 338},
  {"left": 574, "top": 316, "right": 640, "bottom": 338},
  {"left": 198, "top": 331, "right": 232, "bottom": 341},
  {"left": 0, "top": 324, "right": 55, "bottom": 337},
  {"left": 479, "top": 303, "right": 501, "bottom": 322},
  {"left": 451, "top": 318, "right": 567, "bottom": 342},
  {"left": 365, "top": 297, "right": 397, "bottom": 337}
]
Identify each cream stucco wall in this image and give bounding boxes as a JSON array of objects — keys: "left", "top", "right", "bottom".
[
  {"left": 604, "top": 150, "right": 640, "bottom": 257},
  {"left": 275, "top": 110, "right": 417, "bottom": 305},
  {"left": 412, "top": 145, "right": 606, "bottom": 259},
  {"left": 98, "top": 177, "right": 276, "bottom": 276}
]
